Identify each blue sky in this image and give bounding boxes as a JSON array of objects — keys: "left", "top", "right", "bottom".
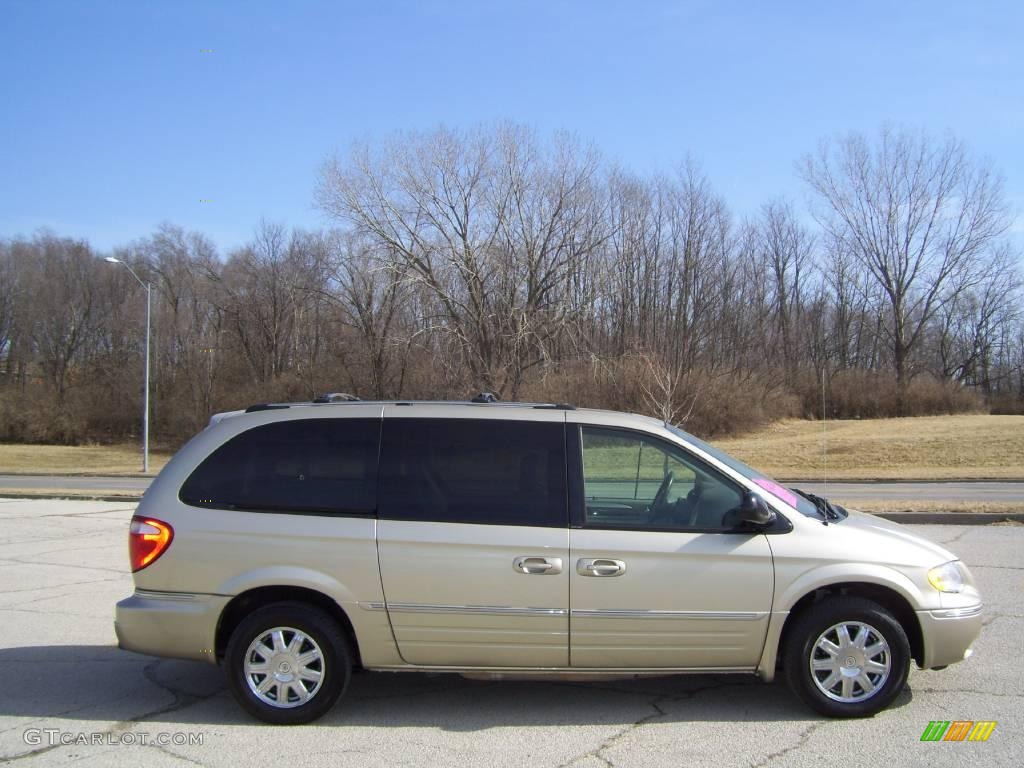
[{"left": 2, "top": 0, "right": 1021, "bottom": 253}]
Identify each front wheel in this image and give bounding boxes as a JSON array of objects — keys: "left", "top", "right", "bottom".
[
  {"left": 783, "top": 596, "right": 910, "bottom": 718},
  {"left": 225, "top": 602, "right": 352, "bottom": 724}
]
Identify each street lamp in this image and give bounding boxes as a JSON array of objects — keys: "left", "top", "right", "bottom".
[{"left": 105, "top": 256, "right": 151, "bottom": 473}]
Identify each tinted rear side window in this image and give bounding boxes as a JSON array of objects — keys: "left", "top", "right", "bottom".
[
  {"left": 179, "top": 418, "right": 380, "bottom": 515},
  {"left": 378, "top": 419, "right": 567, "bottom": 527}
]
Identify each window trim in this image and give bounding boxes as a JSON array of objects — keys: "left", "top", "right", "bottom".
[
  {"left": 179, "top": 501, "right": 378, "bottom": 519},
  {"left": 567, "top": 423, "right": 586, "bottom": 528},
  {"left": 178, "top": 417, "right": 382, "bottom": 517},
  {"left": 572, "top": 423, "right": 761, "bottom": 535}
]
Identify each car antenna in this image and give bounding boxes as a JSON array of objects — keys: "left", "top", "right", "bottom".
[{"left": 821, "top": 367, "right": 827, "bottom": 493}]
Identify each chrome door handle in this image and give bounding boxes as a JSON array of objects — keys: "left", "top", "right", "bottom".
[
  {"left": 577, "top": 558, "right": 626, "bottom": 577},
  {"left": 513, "top": 556, "right": 563, "bottom": 575}
]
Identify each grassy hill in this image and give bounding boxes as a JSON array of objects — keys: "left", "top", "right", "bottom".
[
  {"left": 0, "top": 443, "right": 171, "bottom": 475},
  {"left": 715, "top": 415, "right": 1024, "bottom": 481}
]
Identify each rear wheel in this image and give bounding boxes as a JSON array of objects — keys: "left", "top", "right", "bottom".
[
  {"left": 783, "top": 596, "right": 910, "bottom": 718},
  {"left": 225, "top": 602, "right": 351, "bottom": 724}
]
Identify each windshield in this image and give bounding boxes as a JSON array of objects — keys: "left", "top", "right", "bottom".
[{"left": 666, "top": 424, "right": 823, "bottom": 519}]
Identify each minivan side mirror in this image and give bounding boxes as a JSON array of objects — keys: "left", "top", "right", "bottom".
[{"left": 734, "top": 491, "right": 776, "bottom": 528}]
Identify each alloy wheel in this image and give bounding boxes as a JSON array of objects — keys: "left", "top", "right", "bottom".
[
  {"left": 243, "top": 626, "right": 325, "bottom": 709},
  {"left": 809, "top": 620, "right": 891, "bottom": 703}
]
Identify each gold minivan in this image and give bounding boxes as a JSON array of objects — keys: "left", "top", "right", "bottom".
[{"left": 115, "top": 399, "right": 982, "bottom": 724}]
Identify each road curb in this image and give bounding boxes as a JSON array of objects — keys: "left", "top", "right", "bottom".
[
  {"left": 873, "top": 511, "right": 1024, "bottom": 525},
  {"left": 0, "top": 492, "right": 141, "bottom": 503},
  {"left": 0, "top": 472, "right": 155, "bottom": 478}
]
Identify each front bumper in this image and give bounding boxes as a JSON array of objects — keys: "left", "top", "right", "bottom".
[
  {"left": 916, "top": 603, "right": 983, "bottom": 669},
  {"left": 115, "top": 590, "right": 231, "bottom": 664}
]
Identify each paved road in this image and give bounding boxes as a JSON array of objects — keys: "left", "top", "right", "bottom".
[
  {"left": 1, "top": 474, "right": 1022, "bottom": 505},
  {"left": 0, "top": 498, "right": 1020, "bottom": 767},
  {"left": 799, "top": 481, "right": 1024, "bottom": 504}
]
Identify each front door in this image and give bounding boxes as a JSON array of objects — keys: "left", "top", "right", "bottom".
[
  {"left": 376, "top": 410, "right": 570, "bottom": 667},
  {"left": 569, "top": 425, "right": 774, "bottom": 669}
]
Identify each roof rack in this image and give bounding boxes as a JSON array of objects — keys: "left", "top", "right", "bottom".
[
  {"left": 244, "top": 403, "right": 290, "bottom": 413},
  {"left": 242, "top": 397, "right": 577, "bottom": 413},
  {"left": 313, "top": 392, "right": 361, "bottom": 403}
]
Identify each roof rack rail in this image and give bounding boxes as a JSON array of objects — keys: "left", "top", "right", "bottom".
[
  {"left": 533, "top": 403, "right": 576, "bottom": 410},
  {"left": 245, "top": 403, "right": 290, "bottom": 413},
  {"left": 470, "top": 392, "right": 499, "bottom": 403},
  {"left": 313, "top": 392, "right": 361, "bottom": 403}
]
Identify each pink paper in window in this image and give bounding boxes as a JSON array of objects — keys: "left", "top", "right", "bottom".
[{"left": 752, "top": 478, "right": 798, "bottom": 507}]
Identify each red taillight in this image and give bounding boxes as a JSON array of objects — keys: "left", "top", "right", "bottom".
[{"left": 129, "top": 516, "right": 174, "bottom": 572}]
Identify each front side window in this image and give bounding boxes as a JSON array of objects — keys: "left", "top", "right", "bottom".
[
  {"left": 581, "top": 426, "right": 743, "bottom": 532},
  {"left": 666, "top": 424, "right": 822, "bottom": 519},
  {"left": 179, "top": 418, "right": 380, "bottom": 514},
  {"left": 378, "top": 418, "right": 567, "bottom": 527}
]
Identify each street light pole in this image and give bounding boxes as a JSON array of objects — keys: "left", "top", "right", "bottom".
[
  {"left": 143, "top": 280, "right": 151, "bottom": 474},
  {"left": 105, "top": 257, "right": 151, "bottom": 473}
]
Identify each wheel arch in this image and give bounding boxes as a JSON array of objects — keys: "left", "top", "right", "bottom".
[
  {"left": 776, "top": 582, "right": 924, "bottom": 670},
  {"left": 215, "top": 585, "right": 363, "bottom": 669}
]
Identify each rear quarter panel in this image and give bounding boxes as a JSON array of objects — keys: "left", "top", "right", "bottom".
[{"left": 130, "top": 405, "right": 403, "bottom": 666}]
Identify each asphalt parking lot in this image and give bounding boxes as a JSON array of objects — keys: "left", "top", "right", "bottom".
[{"left": 1, "top": 499, "right": 1020, "bottom": 767}]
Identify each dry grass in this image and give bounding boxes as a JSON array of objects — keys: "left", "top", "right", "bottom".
[
  {"left": 714, "top": 415, "right": 1024, "bottom": 481},
  {"left": 0, "top": 487, "right": 142, "bottom": 498},
  {"left": 0, "top": 443, "right": 170, "bottom": 475},
  {"left": 833, "top": 500, "right": 1023, "bottom": 515}
]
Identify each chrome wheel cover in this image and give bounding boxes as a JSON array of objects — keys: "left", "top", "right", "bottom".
[
  {"left": 809, "top": 621, "right": 891, "bottom": 703},
  {"left": 243, "top": 626, "right": 325, "bottom": 708}
]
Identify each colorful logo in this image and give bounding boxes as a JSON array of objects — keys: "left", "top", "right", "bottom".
[{"left": 920, "top": 721, "right": 996, "bottom": 742}]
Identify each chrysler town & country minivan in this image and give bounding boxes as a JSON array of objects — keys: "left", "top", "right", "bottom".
[{"left": 115, "top": 399, "right": 983, "bottom": 724}]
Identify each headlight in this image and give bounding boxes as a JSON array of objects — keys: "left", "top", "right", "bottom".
[{"left": 927, "top": 561, "right": 966, "bottom": 593}]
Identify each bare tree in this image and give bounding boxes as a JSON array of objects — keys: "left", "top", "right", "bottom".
[
  {"left": 141, "top": 224, "right": 223, "bottom": 432},
  {"left": 800, "top": 127, "right": 1011, "bottom": 411},
  {"left": 209, "top": 221, "right": 305, "bottom": 384},
  {"left": 0, "top": 242, "right": 18, "bottom": 375},
  {"left": 316, "top": 123, "right": 607, "bottom": 398},
  {"left": 26, "top": 234, "right": 102, "bottom": 405},
  {"left": 637, "top": 349, "right": 703, "bottom": 426},
  {"left": 325, "top": 233, "right": 411, "bottom": 399},
  {"left": 935, "top": 244, "right": 1022, "bottom": 392},
  {"left": 757, "top": 200, "right": 814, "bottom": 383}
]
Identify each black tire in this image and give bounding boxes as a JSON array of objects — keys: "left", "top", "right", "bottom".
[
  {"left": 783, "top": 596, "right": 910, "bottom": 718},
  {"left": 225, "top": 602, "right": 351, "bottom": 725}
]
